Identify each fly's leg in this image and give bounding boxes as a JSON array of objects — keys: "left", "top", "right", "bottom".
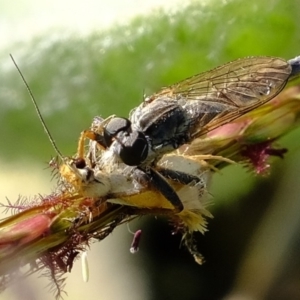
[
  {"left": 77, "top": 115, "right": 117, "bottom": 160},
  {"left": 77, "top": 130, "right": 107, "bottom": 161},
  {"left": 156, "top": 167, "right": 204, "bottom": 186},
  {"left": 155, "top": 167, "right": 207, "bottom": 201},
  {"left": 138, "top": 167, "right": 184, "bottom": 213}
]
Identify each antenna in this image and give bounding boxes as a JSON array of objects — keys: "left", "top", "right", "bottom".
[{"left": 10, "top": 54, "right": 64, "bottom": 160}]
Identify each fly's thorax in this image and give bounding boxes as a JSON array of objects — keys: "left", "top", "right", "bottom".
[
  {"left": 130, "top": 97, "right": 180, "bottom": 131},
  {"left": 131, "top": 97, "right": 192, "bottom": 156}
]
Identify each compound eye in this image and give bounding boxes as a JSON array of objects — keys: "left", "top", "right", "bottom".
[
  {"left": 104, "top": 117, "right": 131, "bottom": 147},
  {"left": 74, "top": 158, "right": 86, "bottom": 169},
  {"left": 119, "top": 131, "right": 148, "bottom": 166}
]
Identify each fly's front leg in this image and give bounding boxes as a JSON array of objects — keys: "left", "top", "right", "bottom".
[
  {"left": 77, "top": 130, "right": 107, "bottom": 161},
  {"left": 138, "top": 167, "right": 184, "bottom": 213},
  {"left": 77, "top": 115, "right": 117, "bottom": 160}
]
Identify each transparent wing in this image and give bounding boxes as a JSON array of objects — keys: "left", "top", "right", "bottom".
[{"left": 146, "top": 57, "right": 292, "bottom": 137}]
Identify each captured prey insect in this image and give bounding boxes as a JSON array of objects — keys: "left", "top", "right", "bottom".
[{"left": 79, "top": 55, "right": 300, "bottom": 213}]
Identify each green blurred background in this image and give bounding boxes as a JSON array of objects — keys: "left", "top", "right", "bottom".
[{"left": 1, "top": 0, "right": 300, "bottom": 299}]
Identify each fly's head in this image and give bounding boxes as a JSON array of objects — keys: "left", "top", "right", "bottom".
[{"left": 101, "top": 116, "right": 149, "bottom": 166}]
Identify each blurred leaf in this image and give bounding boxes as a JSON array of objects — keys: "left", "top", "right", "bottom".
[{"left": 1, "top": 0, "right": 300, "bottom": 161}]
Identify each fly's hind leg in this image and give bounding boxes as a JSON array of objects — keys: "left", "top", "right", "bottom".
[
  {"left": 156, "top": 167, "right": 205, "bottom": 187},
  {"left": 155, "top": 166, "right": 207, "bottom": 202},
  {"left": 138, "top": 167, "right": 184, "bottom": 213}
]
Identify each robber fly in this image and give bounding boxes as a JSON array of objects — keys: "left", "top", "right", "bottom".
[{"left": 81, "top": 56, "right": 300, "bottom": 212}]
